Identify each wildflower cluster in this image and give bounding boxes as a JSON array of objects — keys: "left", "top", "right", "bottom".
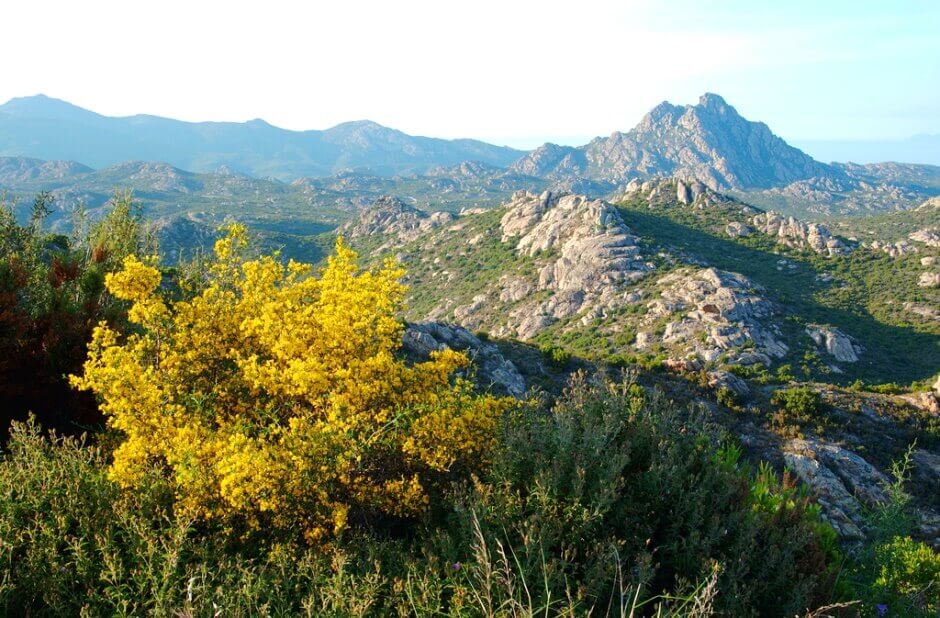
[{"left": 71, "top": 226, "right": 510, "bottom": 541}]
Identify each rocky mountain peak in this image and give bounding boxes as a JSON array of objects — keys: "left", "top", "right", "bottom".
[
  {"left": 696, "top": 92, "right": 731, "bottom": 112},
  {"left": 514, "top": 93, "right": 834, "bottom": 191}
]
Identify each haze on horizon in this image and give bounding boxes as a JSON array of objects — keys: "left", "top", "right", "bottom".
[{"left": 1, "top": 0, "right": 938, "bottom": 155}]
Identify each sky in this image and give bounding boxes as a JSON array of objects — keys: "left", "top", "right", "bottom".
[{"left": 1, "top": 0, "right": 938, "bottom": 149}]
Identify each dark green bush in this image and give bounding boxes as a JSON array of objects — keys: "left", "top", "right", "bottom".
[
  {"left": 772, "top": 386, "right": 823, "bottom": 421},
  {"left": 453, "top": 377, "right": 839, "bottom": 616}
]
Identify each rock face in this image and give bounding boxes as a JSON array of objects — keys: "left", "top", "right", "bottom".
[
  {"left": 784, "top": 438, "right": 889, "bottom": 540},
  {"left": 340, "top": 196, "right": 454, "bottom": 247},
  {"left": 512, "top": 93, "right": 833, "bottom": 190},
  {"left": 909, "top": 228, "right": 940, "bottom": 248},
  {"left": 402, "top": 322, "right": 526, "bottom": 398},
  {"left": 497, "top": 191, "right": 650, "bottom": 338},
  {"left": 622, "top": 176, "right": 745, "bottom": 210},
  {"left": 918, "top": 271, "right": 940, "bottom": 288},
  {"left": 509, "top": 144, "right": 587, "bottom": 180},
  {"left": 648, "top": 268, "right": 787, "bottom": 364},
  {"left": 725, "top": 221, "right": 753, "bottom": 238},
  {"left": 868, "top": 239, "right": 918, "bottom": 257},
  {"left": 752, "top": 212, "right": 850, "bottom": 256},
  {"left": 806, "top": 325, "right": 861, "bottom": 363}
]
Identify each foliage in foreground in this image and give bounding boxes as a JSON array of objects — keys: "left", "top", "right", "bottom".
[{"left": 0, "top": 379, "right": 858, "bottom": 616}]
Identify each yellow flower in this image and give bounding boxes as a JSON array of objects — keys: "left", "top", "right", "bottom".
[{"left": 71, "top": 229, "right": 511, "bottom": 542}]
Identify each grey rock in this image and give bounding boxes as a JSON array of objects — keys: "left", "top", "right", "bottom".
[
  {"left": 652, "top": 267, "right": 787, "bottom": 363},
  {"left": 497, "top": 191, "right": 649, "bottom": 337},
  {"left": 918, "top": 271, "right": 940, "bottom": 288},
  {"left": 752, "top": 211, "right": 850, "bottom": 256},
  {"left": 725, "top": 221, "right": 753, "bottom": 238},
  {"left": 784, "top": 438, "right": 890, "bottom": 541},
  {"left": 707, "top": 370, "right": 750, "bottom": 398},
  {"left": 513, "top": 93, "right": 832, "bottom": 190},
  {"left": 340, "top": 196, "right": 454, "bottom": 248},
  {"left": 909, "top": 228, "right": 940, "bottom": 248},
  {"left": 402, "top": 322, "right": 525, "bottom": 398},
  {"left": 805, "top": 325, "right": 861, "bottom": 363}
]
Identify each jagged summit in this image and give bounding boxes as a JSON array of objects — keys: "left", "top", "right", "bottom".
[{"left": 513, "top": 93, "right": 832, "bottom": 190}]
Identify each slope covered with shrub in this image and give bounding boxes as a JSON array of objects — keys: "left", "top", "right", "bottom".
[{"left": 1, "top": 206, "right": 936, "bottom": 616}]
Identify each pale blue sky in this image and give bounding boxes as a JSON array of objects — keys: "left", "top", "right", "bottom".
[{"left": 1, "top": 0, "right": 937, "bottom": 149}]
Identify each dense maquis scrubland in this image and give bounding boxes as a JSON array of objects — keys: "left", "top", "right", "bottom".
[{"left": 0, "top": 193, "right": 938, "bottom": 617}]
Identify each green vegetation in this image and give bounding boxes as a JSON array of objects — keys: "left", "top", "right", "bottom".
[
  {"left": 0, "top": 192, "right": 149, "bottom": 433},
  {"left": 3, "top": 378, "right": 847, "bottom": 616},
  {"left": 772, "top": 387, "right": 824, "bottom": 419},
  {"left": 1, "top": 190, "right": 937, "bottom": 615},
  {"left": 615, "top": 196, "right": 940, "bottom": 385}
]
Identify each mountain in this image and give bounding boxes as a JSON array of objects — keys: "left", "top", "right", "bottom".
[
  {"left": 338, "top": 179, "right": 938, "bottom": 387},
  {"left": 507, "top": 93, "right": 940, "bottom": 218},
  {"left": 512, "top": 94, "right": 833, "bottom": 190},
  {"left": 0, "top": 95, "right": 524, "bottom": 180}
]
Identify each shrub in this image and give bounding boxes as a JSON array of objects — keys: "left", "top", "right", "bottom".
[
  {"left": 3, "top": 379, "right": 842, "bottom": 616},
  {"left": 870, "top": 537, "right": 940, "bottom": 614},
  {"left": 453, "top": 376, "right": 838, "bottom": 615},
  {"left": 0, "top": 419, "right": 392, "bottom": 616},
  {"left": 772, "top": 386, "right": 823, "bottom": 421},
  {"left": 539, "top": 343, "right": 571, "bottom": 368},
  {"left": 70, "top": 226, "right": 511, "bottom": 542}
]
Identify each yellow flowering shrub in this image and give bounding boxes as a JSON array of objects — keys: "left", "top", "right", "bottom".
[{"left": 71, "top": 226, "right": 510, "bottom": 541}]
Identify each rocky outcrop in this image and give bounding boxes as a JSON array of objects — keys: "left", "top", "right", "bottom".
[
  {"left": 868, "top": 239, "right": 918, "bottom": 257},
  {"left": 752, "top": 212, "right": 850, "bottom": 256},
  {"left": 784, "top": 438, "right": 889, "bottom": 540},
  {"left": 402, "top": 322, "right": 525, "bottom": 398},
  {"left": 340, "top": 196, "right": 454, "bottom": 246},
  {"left": 805, "top": 325, "right": 861, "bottom": 363},
  {"left": 675, "top": 178, "right": 709, "bottom": 204},
  {"left": 648, "top": 268, "right": 787, "bottom": 363},
  {"left": 918, "top": 271, "right": 940, "bottom": 288},
  {"left": 706, "top": 370, "right": 750, "bottom": 398},
  {"left": 725, "top": 221, "right": 753, "bottom": 238},
  {"left": 621, "top": 176, "right": 747, "bottom": 211},
  {"left": 0, "top": 156, "right": 92, "bottom": 183},
  {"left": 909, "top": 228, "right": 940, "bottom": 248},
  {"left": 509, "top": 144, "right": 587, "bottom": 180},
  {"left": 497, "top": 191, "right": 650, "bottom": 338}
]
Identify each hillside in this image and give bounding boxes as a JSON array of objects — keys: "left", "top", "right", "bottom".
[
  {"left": 339, "top": 181, "right": 939, "bottom": 386},
  {"left": 333, "top": 182, "right": 940, "bottom": 553}
]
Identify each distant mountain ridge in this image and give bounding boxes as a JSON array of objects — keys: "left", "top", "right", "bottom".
[
  {"left": 2, "top": 93, "right": 939, "bottom": 219},
  {"left": 0, "top": 95, "right": 524, "bottom": 181}
]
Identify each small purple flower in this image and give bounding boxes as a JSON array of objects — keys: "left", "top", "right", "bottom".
[
  {"left": 452, "top": 562, "right": 462, "bottom": 572},
  {"left": 876, "top": 604, "right": 888, "bottom": 617}
]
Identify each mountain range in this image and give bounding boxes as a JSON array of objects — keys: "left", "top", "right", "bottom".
[
  {"left": 0, "top": 95, "right": 524, "bottom": 180},
  {"left": 2, "top": 93, "right": 940, "bottom": 223}
]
